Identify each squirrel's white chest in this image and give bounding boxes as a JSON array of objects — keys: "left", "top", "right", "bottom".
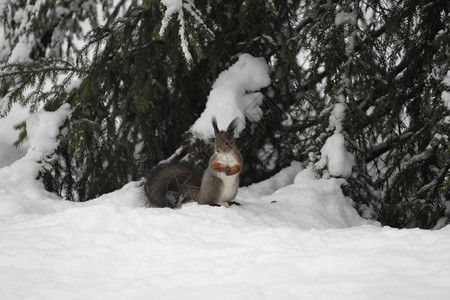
[
  {"left": 216, "top": 152, "right": 238, "bottom": 167},
  {"left": 216, "top": 172, "right": 239, "bottom": 203},
  {"left": 213, "top": 152, "right": 240, "bottom": 203}
]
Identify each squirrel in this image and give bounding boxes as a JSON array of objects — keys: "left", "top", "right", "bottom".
[{"left": 144, "top": 117, "right": 243, "bottom": 208}]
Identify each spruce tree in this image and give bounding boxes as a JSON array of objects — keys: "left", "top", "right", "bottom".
[
  {"left": 296, "top": 0, "right": 450, "bottom": 228},
  {"left": 1, "top": 0, "right": 449, "bottom": 228}
]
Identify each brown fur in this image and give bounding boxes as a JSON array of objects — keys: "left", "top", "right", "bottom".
[
  {"left": 144, "top": 117, "right": 243, "bottom": 208},
  {"left": 144, "top": 163, "right": 202, "bottom": 208},
  {"left": 197, "top": 117, "right": 243, "bottom": 205}
]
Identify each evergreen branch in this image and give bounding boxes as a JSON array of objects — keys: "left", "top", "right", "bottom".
[
  {"left": 295, "top": 16, "right": 313, "bottom": 33},
  {"left": 281, "top": 119, "right": 319, "bottom": 133},
  {"left": 300, "top": 70, "right": 327, "bottom": 91},
  {"left": 183, "top": 1, "right": 214, "bottom": 38},
  {"left": 365, "top": 129, "right": 415, "bottom": 163},
  {"left": 0, "top": 65, "right": 81, "bottom": 78},
  {"left": 104, "top": 0, "right": 129, "bottom": 28},
  {"left": 75, "top": 6, "right": 144, "bottom": 68},
  {"left": 402, "top": 151, "right": 429, "bottom": 170},
  {"left": 416, "top": 162, "right": 449, "bottom": 201}
]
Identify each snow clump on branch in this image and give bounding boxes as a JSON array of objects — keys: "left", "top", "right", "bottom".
[{"left": 191, "top": 53, "right": 271, "bottom": 139}]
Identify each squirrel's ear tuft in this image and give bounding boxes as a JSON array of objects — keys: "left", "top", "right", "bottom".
[
  {"left": 212, "top": 116, "right": 219, "bottom": 135},
  {"left": 227, "top": 117, "right": 238, "bottom": 136}
]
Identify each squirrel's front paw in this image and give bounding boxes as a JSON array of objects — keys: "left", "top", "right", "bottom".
[
  {"left": 225, "top": 166, "right": 232, "bottom": 175},
  {"left": 226, "top": 164, "right": 242, "bottom": 176}
]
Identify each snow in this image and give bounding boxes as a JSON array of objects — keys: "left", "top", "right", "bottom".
[
  {"left": 26, "top": 103, "right": 71, "bottom": 160},
  {"left": 1, "top": 166, "right": 450, "bottom": 299},
  {"left": 329, "top": 101, "right": 346, "bottom": 133},
  {"left": 159, "top": 0, "right": 183, "bottom": 36},
  {"left": 316, "top": 98, "right": 355, "bottom": 178},
  {"left": 65, "top": 76, "right": 84, "bottom": 93},
  {"left": 159, "top": 0, "right": 212, "bottom": 62},
  {"left": 1, "top": 59, "right": 450, "bottom": 300},
  {"left": 0, "top": 103, "right": 29, "bottom": 167},
  {"left": 177, "top": 8, "right": 192, "bottom": 62},
  {"left": 0, "top": 103, "right": 71, "bottom": 217},
  {"left": 335, "top": 11, "right": 357, "bottom": 27},
  {"left": 191, "top": 53, "right": 271, "bottom": 139},
  {"left": 1, "top": 134, "right": 450, "bottom": 299},
  {"left": 8, "top": 34, "right": 34, "bottom": 63},
  {"left": 443, "top": 70, "right": 450, "bottom": 109},
  {"left": 239, "top": 161, "right": 303, "bottom": 199},
  {"left": 315, "top": 132, "right": 355, "bottom": 178},
  {"left": 0, "top": 24, "right": 10, "bottom": 61}
]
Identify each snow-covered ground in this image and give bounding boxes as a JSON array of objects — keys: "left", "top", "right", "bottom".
[
  {"left": 1, "top": 54, "right": 449, "bottom": 299},
  {"left": 1, "top": 108, "right": 450, "bottom": 300},
  {"left": 1, "top": 166, "right": 450, "bottom": 299}
]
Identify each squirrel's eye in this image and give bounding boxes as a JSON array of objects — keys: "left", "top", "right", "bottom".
[{"left": 225, "top": 141, "right": 229, "bottom": 146}]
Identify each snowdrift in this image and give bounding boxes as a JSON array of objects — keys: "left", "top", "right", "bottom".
[
  {"left": 2, "top": 149, "right": 450, "bottom": 299},
  {"left": 1, "top": 55, "right": 449, "bottom": 299}
]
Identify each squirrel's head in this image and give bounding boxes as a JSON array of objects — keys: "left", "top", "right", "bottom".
[{"left": 212, "top": 116, "right": 238, "bottom": 155}]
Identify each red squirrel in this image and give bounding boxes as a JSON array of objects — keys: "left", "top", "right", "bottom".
[{"left": 144, "top": 117, "right": 243, "bottom": 207}]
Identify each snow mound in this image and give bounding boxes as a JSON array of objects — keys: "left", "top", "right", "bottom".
[
  {"left": 238, "top": 161, "right": 303, "bottom": 199},
  {"left": 236, "top": 167, "right": 370, "bottom": 230},
  {"left": 26, "top": 103, "right": 71, "bottom": 160},
  {"left": 315, "top": 132, "right": 355, "bottom": 178},
  {"left": 1, "top": 97, "right": 450, "bottom": 299},
  {"left": 1, "top": 173, "right": 450, "bottom": 299},
  {"left": 0, "top": 104, "right": 71, "bottom": 217},
  {"left": 316, "top": 100, "right": 355, "bottom": 178}
]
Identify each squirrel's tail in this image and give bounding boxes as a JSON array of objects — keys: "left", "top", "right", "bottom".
[{"left": 144, "top": 162, "right": 202, "bottom": 208}]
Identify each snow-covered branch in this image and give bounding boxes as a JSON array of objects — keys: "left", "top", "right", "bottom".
[{"left": 158, "top": 0, "right": 214, "bottom": 63}]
